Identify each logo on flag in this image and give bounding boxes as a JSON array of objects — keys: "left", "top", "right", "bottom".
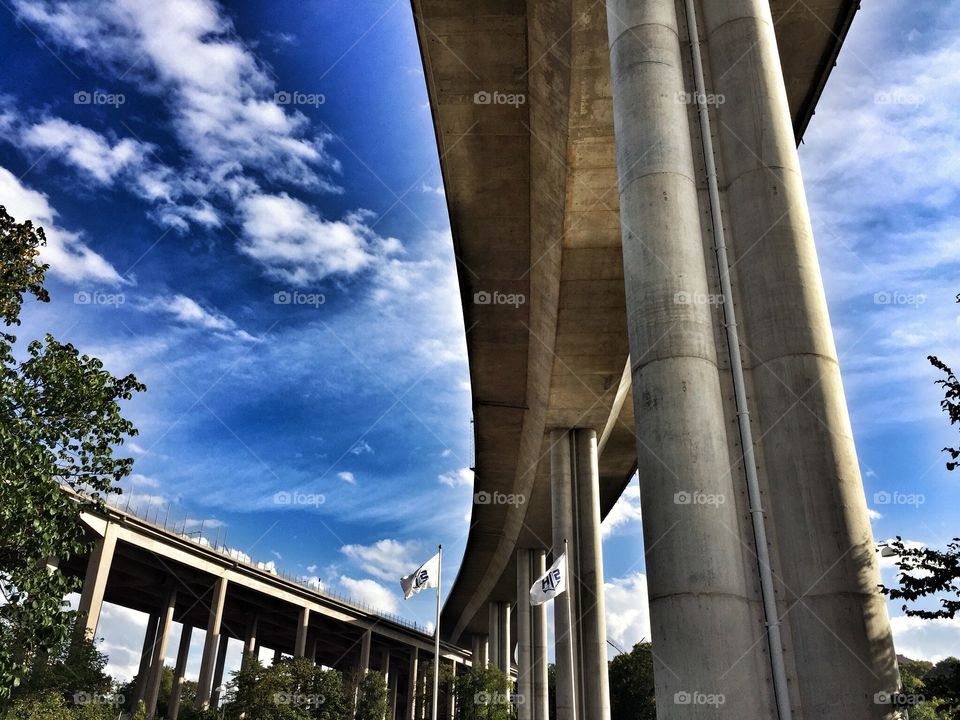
[
  {"left": 530, "top": 553, "right": 567, "bottom": 606},
  {"left": 400, "top": 552, "right": 440, "bottom": 599}
]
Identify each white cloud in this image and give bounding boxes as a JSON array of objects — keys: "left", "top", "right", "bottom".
[
  {"left": 128, "top": 473, "right": 160, "bottom": 488},
  {"left": 604, "top": 572, "right": 651, "bottom": 656},
  {"left": 438, "top": 467, "right": 473, "bottom": 488},
  {"left": 338, "top": 575, "right": 400, "bottom": 615},
  {"left": 238, "top": 194, "right": 402, "bottom": 285},
  {"left": 306, "top": 564, "right": 318, "bottom": 573},
  {"left": 420, "top": 182, "right": 444, "bottom": 196},
  {"left": 140, "top": 293, "right": 257, "bottom": 342},
  {"left": 300, "top": 575, "right": 325, "bottom": 592},
  {"left": 889, "top": 615, "right": 960, "bottom": 662},
  {"left": 341, "top": 538, "right": 420, "bottom": 582},
  {"left": 183, "top": 517, "right": 225, "bottom": 530},
  {"left": 21, "top": 117, "right": 149, "bottom": 184},
  {"left": 867, "top": 508, "right": 883, "bottom": 521},
  {"left": 601, "top": 482, "right": 642, "bottom": 539},
  {"left": 0, "top": 166, "right": 124, "bottom": 285},
  {"left": 337, "top": 471, "right": 356, "bottom": 485}
]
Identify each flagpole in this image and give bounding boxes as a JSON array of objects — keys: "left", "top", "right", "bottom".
[
  {"left": 431, "top": 544, "right": 442, "bottom": 720},
  {"left": 564, "top": 538, "right": 577, "bottom": 720}
]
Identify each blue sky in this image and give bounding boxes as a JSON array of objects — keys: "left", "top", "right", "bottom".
[{"left": 2, "top": 0, "right": 957, "bottom": 682}]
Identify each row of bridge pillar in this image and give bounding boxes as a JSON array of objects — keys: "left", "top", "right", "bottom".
[
  {"left": 472, "top": 428, "right": 611, "bottom": 720},
  {"left": 72, "top": 521, "right": 460, "bottom": 720}
]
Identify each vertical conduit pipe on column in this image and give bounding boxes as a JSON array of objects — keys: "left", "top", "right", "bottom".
[{"left": 680, "top": 1, "right": 793, "bottom": 718}]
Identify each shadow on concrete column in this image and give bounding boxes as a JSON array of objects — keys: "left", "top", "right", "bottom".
[
  {"left": 145, "top": 585, "right": 177, "bottom": 718},
  {"left": 167, "top": 623, "right": 192, "bottom": 720},
  {"left": 195, "top": 576, "right": 228, "bottom": 709}
]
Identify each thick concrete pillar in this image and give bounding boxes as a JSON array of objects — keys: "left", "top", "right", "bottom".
[
  {"left": 471, "top": 634, "right": 488, "bottom": 668},
  {"left": 360, "top": 629, "right": 372, "bottom": 673},
  {"left": 242, "top": 613, "right": 258, "bottom": 669},
  {"left": 168, "top": 624, "right": 192, "bottom": 720},
  {"left": 573, "top": 429, "right": 610, "bottom": 720},
  {"left": 146, "top": 586, "right": 177, "bottom": 718},
  {"left": 419, "top": 662, "right": 428, "bottom": 720},
  {"left": 693, "top": 1, "right": 900, "bottom": 717},
  {"left": 488, "top": 603, "right": 500, "bottom": 670},
  {"left": 76, "top": 523, "right": 118, "bottom": 638},
  {"left": 606, "top": 2, "right": 775, "bottom": 717},
  {"left": 516, "top": 551, "right": 533, "bottom": 720},
  {"left": 550, "top": 430, "right": 579, "bottom": 720},
  {"left": 531, "top": 550, "right": 549, "bottom": 720},
  {"left": 195, "top": 576, "right": 228, "bottom": 709},
  {"left": 407, "top": 647, "right": 419, "bottom": 720},
  {"left": 210, "top": 632, "right": 230, "bottom": 707},
  {"left": 134, "top": 613, "right": 160, "bottom": 707},
  {"left": 295, "top": 606, "right": 310, "bottom": 657},
  {"left": 272, "top": 648, "right": 282, "bottom": 665}
]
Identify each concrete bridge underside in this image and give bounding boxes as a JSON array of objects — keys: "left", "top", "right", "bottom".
[{"left": 413, "top": 0, "right": 900, "bottom": 718}]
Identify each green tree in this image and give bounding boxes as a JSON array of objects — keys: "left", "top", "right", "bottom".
[
  {"left": 0, "top": 206, "right": 145, "bottom": 696},
  {"left": 608, "top": 641, "right": 657, "bottom": 720},
  {"left": 454, "top": 665, "right": 512, "bottom": 720},
  {"left": 354, "top": 671, "right": 388, "bottom": 720},
  {"left": 882, "top": 293, "right": 960, "bottom": 619},
  {"left": 923, "top": 658, "right": 960, "bottom": 719},
  {"left": 222, "top": 656, "right": 347, "bottom": 719}
]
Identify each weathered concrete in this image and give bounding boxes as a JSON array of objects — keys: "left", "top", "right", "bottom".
[
  {"left": 515, "top": 550, "right": 532, "bottom": 720},
  {"left": 195, "top": 577, "right": 228, "bottom": 709},
  {"left": 168, "top": 624, "right": 192, "bottom": 720},
  {"left": 76, "top": 522, "right": 118, "bottom": 638},
  {"left": 145, "top": 587, "right": 176, "bottom": 718},
  {"left": 530, "top": 551, "right": 548, "bottom": 720},
  {"left": 134, "top": 613, "right": 159, "bottom": 707}
]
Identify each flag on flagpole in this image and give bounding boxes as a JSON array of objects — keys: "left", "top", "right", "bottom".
[
  {"left": 530, "top": 552, "right": 566, "bottom": 606},
  {"left": 400, "top": 551, "right": 441, "bottom": 600}
]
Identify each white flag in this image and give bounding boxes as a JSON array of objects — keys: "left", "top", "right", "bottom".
[
  {"left": 530, "top": 553, "right": 566, "bottom": 606},
  {"left": 400, "top": 552, "right": 440, "bottom": 599}
]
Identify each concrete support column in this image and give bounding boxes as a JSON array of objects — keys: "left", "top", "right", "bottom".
[
  {"left": 242, "top": 613, "right": 258, "bottom": 669},
  {"left": 573, "top": 429, "right": 610, "bottom": 720},
  {"left": 419, "top": 662, "right": 428, "bottom": 720},
  {"left": 516, "top": 550, "right": 533, "bottom": 720},
  {"left": 549, "top": 430, "right": 579, "bottom": 720},
  {"left": 606, "top": 1, "right": 773, "bottom": 717},
  {"left": 487, "top": 601, "right": 510, "bottom": 676},
  {"left": 310, "top": 637, "right": 319, "bottom": 665},
  {"left": 76, "top": 523, "right": 118, "bottom": 639},
  {"left": 693, "top": 1, "right": 900, "bottom": 717},
  {"left": 531, "top": 550, "right": 549, "bottom": 720},
  {"left": 389, "top": 665, "right": 399, "bottom": 720},
  {"left": 407, "top": 647, "right": 419, "bottom": 720},
  {"left": 380, "top": 649, "right": 392, "bottom": 720},
  {"left": 168, "top": 624, "right": 192, "bottom": 720},
  {"left": 295, "top": 606, "right": 310, "bottom": 657},
  {"left": 195, "top": 576, "right": 228, "bottom": 709},
  {"left": 210, "top": 632, "right": 230, "bottom": 708},
  {"left": 471, "top": 634, "right": 488, "bottom": 668},
  {"left": 146, "top": 586, "right": 177, "bottom": 718},
  {"left": 273, "top": 648, "right": 282, "bottom": 665},
  {"left": 134, "top": 613, "right": 160, "bottom": 707},
  {"left": 448, "top": 659, "right": 457, "bottom": 720},
  {"left": 360, "top": 629, "right": 372, "bottom": 673}
]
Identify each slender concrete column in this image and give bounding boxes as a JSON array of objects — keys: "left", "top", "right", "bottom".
[
  {"left": 516, "top": 551, "right": 532, "bottom": 720},
  {"left": 146, "top": 586, "right": 177, "bottom": 718},
  {"left": 549, "top": 429, "right": 579, "bottom": 720},
  {"left": 448, "top": 659, "right": 457, "bottom": 720},
  {"left": 407, "top": 647, "right": 419, "bottom": 720},
  {"left": 497, "top": 602, "right": 510, "bottom": 678},
  {"left": 273, "top": 648, "right": 282, "bottom": 665},
  {"left": 471, "top": 634, "right": 488, "bottom": 668},
  {"left": 389, "top": 665, "right": 399, "bottom": 720},
  {"left": 380, "top": 649, "right": 391, "bottom": 720},
  {"left": 168, "top": 624, "right": 192, "bottom": 720},
  {"left": 295, "top": 606, "right": 310, "bottom": 657},
  {"left": 134, "top": 613, "right": 160, "bottom": 707},
  {"left": 419, "top": 662, "right": 428, "bottom": 720},
  {"left": 488, "top": 603, "right": 501, "bottom": 670},
  {"left": 360, "top": 629, "right": 372, "bottom": 673},
  {"left": 76, "top": 523, "right": 118, "bottom": 638},
  {"left": 531, "top": 550, "right": 549, "bottom": 720},
  {"left": 210, "top": 632, "right": 230, "bottom": 708},
  {"left": 692, "top": 1, "right": 900, "bottom": 717},
  {"left": 242, "top": 613, "right": 258, "bottom": 669},
  {"left": 606, "top": 2, "right": 772, "bottom": 717},
  {"left": 310, "top": 637, "right": 319, "bottom": 665},
  {"left": 195, "top": 576, "right": 228, "bottom": 709},
  {"left": 573, "top": 430, "right": 610, "bottom": 720}
]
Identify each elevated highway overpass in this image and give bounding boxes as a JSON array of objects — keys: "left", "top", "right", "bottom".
[{"left": 412, "top": 1, "right": 900, "bottom": 718}]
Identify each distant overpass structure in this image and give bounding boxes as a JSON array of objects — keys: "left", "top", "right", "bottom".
[
  {"left": 62, "top": 496, "right": 471, "bottom": 720},
  {"left": 413, "top": 1, "right": 900, "bottom": 719}
]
